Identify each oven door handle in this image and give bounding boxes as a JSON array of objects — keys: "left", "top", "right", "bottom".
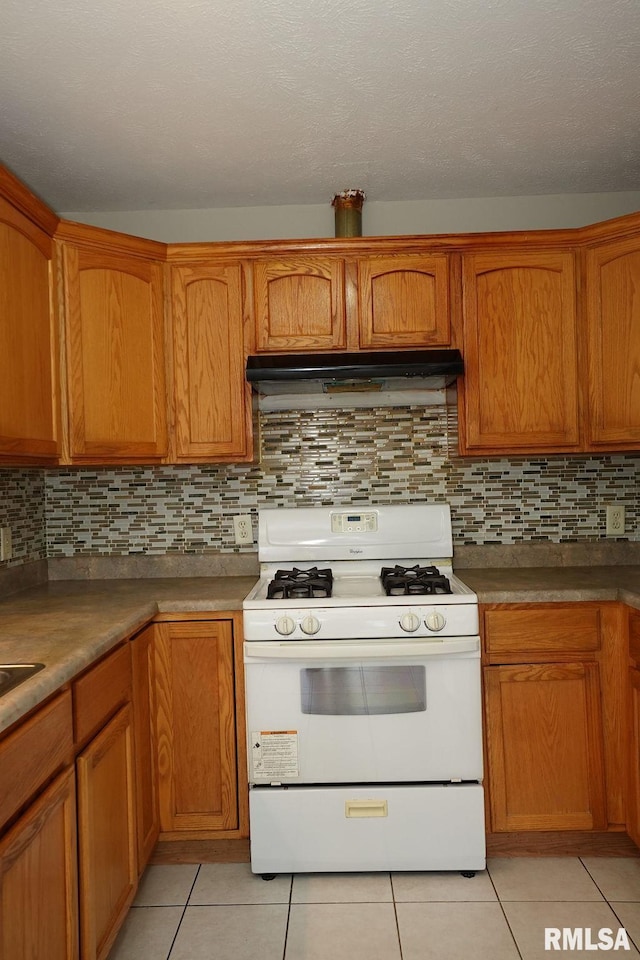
[{"left": 243, "top": 637, "right": 480, "bottom": 660}]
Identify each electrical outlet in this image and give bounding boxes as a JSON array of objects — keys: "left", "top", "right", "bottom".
[
  {"left": 0, "top": 527, "right": 12, "bottom": 562},
  {"left": 233, "top": 514, "right": 253, "bottom": 545},
  {"left": 605, "top": 504, "right": 626, "bottom": 537}
]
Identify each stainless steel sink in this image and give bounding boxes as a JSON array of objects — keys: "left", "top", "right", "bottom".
[{"left": 0, "top": 663, "right": 45, "bottom": 697}]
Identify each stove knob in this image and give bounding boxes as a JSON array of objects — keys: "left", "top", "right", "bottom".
[
  {"left": 300, "top": 615, "right": 321, "bottom": 635},
  {"left": 400, "top": 613, "right": 421, "bottom": 633},
  {"left": 275, "top": 615, "right": 296, "bottom": 636},
  {"left": 425, "top": 611, "right": 446, "bottom": 632}
]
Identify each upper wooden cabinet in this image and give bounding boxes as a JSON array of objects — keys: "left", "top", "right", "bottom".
[
  {"left": 252, "top": 250, "right": 451, "bottom": 353},
  {"left": 585, "top": 234, "right": 640, "bottom": 450},
  {"left": 0, "top": 197, "right": 59, "bottom": 464},
  {"left": 253, "top": 255, "right": 346, "bottom": 351},
  {"left": 459, "top": 250, "right": 581, "bottom": 454},
  {"left": 59, "top": 227, "right": 168, "bottom": 463},
  {"left": 170, "top": 262, "right": 253, "bottom": 461},
  {"left": 357, "top": 254, "right": 450, "bottom": 348}
]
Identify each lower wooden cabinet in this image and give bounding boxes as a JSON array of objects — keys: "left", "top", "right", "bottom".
[
  {"left": 131, "top": 626, "right": 160, "bottom": 871},
  {"left": 484, "top": 661, "right": 607, "bottom": 832},
  {"left": 76, "top": 703, "right": 137, "bottom": 960},
  {"left": 154, "top": 619, "right": 240, "bottom": 834},
  {"left": 0, "top": 767, "right": 78, "bottom": 960},
  {"left": 628, "top": 667, "right": 640, "bottom": 849},
  {"left": 481, "top": 603, "right": 617, "bottom": 837}
]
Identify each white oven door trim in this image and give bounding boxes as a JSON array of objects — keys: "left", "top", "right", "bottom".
[{"left": 244, "top": 636, "right": 480, "bottom": 661}]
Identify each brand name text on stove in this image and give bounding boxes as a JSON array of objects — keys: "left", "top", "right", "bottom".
[{"left": 544, "top": 928, "right": 630, "bottom": 951}]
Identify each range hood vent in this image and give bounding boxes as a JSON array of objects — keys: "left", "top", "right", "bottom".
[{"left": 246, "top": 349, "right": 463, "bottom": 411}]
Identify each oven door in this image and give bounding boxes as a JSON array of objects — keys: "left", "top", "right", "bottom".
[{"left": 244, "top": 637, "right": 483, "bottom": 785}]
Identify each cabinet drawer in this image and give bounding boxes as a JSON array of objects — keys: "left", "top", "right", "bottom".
[
  {"left": 630, "top": 610, "right": 640, "bottom": 665},
  {"left": 484, "top": 605, "right": 601, "bottom": 662},
  {"left": 0, "top": 690, "right": 73, "bottom": 829},
  {"left": 73, "top": 644, "right": 132, "bottom": 746}
]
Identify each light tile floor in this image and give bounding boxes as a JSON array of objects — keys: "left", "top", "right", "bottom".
[{"left": 108, "top": 857, "right": 640, "bottom": 960}]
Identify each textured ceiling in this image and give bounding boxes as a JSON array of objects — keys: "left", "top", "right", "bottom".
[{"left": 1, "top": 0, "right": 639, "bottom": 212}]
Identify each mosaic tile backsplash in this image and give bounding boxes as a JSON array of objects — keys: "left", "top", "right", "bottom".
[{"left": 1, "top": 404, "right": 639, "bottom": 568}]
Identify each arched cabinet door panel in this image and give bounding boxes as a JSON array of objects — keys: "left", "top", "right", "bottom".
[
  {"left": 170, "top": 262, "right": 252, "bottom": 462},
  {"left": 585, "top": 236, "right": 640, "bottom": 449},
  {"left": 61, "top": 239, "right": 167, "bottom": 463},
  {"left": 357, "top": 254, "right": 450, "bottom": 348},
  {"left": 0, "top": 199, "right": 59, "bottom": 463},
  {"left": 459, "top": 250, "right": 581, "bottom": 454},
  {"left": 253, "top": 256, "right": 346, "bottom": 351}
]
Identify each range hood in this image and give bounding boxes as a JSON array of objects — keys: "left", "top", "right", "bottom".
[{"left": 246, "top": 349, "right": 464, "bottom": 411}]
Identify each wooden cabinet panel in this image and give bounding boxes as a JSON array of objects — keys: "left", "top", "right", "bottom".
[
  {"left": 586, "top": 236, "right": 640, "bottom": 448},
  {"left": 485, "top": 661, "right": 606, "bottom": 832},
  {"left": 0, "top": 767, "right": 78, "bottom": 960},
  {"left": 630, "top": 610, "right": 640, "bottom": 666},
  {"left": 254, "top": 256, "right": 346, "bottom": 351},
  {"left": 0, "top": 691, "right": 73, "bottom": 830},
  {"left": 62, "top": 244, "right": 167, "bottom": 462},
  {"left": 77, "top": 704, "right": 137, "bottom": 960},
  {"left": 73, "top": 643, "right": 132, "bottom": 747},
  {"left": 171, "top": 262, "right": 252, "bottom": 461},
  {"left": 628, "top": 667, "right": 640, "bottom": 849},
  {"left": 357, "top": 254, "right": 450, "bottom": 348},
  {"left": 154, "top": 620, "right": 238, "bottom": 833},
  {"left": 484, "top": 604, "right": 601, "bottom": 663},
  {"left": 460, "top": 250, "right": 580, "bottom": 453},
  {"left": 0, "top": 198, "right": 59, "bottom": 462},
  {"left": 131, "top": 626, "right": 159, "bottom": 871}
]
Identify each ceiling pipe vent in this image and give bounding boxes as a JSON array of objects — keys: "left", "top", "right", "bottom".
[{"left": 331, "top": 189, "right": 366, "bottom": 237}]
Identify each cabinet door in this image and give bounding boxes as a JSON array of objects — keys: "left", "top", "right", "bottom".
[
  {"left": 154, "top": 621, "right": 238, "bottom": 833},
  {"left": 0, "top": 767, "right": 78, "bottom": 960},
  {"left": 0, "top": 198, "right": 59, "bottom": 463},
  {"left": 77, "top": 704, "right": 137, "bottom": 960},
  {"left": 131, "top": 627, "right": 159, "bottom": 872},
  {"left": 485, "top": 662, "right": 606, "bottom": 832},
  {"left": 628, "top": 668, "right": 640, "bottom": 849},
  {"left": 585, "top": 236, "right": 640, "bottom": 448},
  {"left": 63, "top": 244, "right": 167, "bottom": 462},
  {"left": 460, "top": 251, "right": 580, "bottom": 454},
  {"left": 357, "top": 254, "right": 450, "bottom": 348},
  {"left": 254, "top": 257, "right": 346, "bottom": 351},
  {"left": 171, "top": 262, "right": 252, "bottom": 461}
]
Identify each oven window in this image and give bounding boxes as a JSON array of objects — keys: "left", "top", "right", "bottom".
[{"left": 300, "top": 665, "right": 426, "bottom": 716}]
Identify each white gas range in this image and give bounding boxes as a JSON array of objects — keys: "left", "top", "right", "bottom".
[{"left": 243, "top": 503, "right": 485, "bottom": 876}]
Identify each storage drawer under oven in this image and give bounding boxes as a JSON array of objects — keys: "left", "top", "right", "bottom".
[{"left": 249, "top": 782, "right": 486, "bottom": 873}]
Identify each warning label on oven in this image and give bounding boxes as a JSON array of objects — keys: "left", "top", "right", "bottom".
[{"left": 251, "top": 730, "right": 299, "bottom": 780}]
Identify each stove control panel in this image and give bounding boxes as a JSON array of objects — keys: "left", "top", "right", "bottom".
[{"left": 330, "top": 511, "right": 378, "bottom": 534}]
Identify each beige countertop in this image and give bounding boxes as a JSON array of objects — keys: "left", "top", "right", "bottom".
[
  {"left": 0, "top": 577, "right": 256, "bottom": 734},
  {"left": 1, "top": 566, "right": 640, "bottom": 736},
  {"left": 458, "top": 565, "right": 640, "bottom": 605}
]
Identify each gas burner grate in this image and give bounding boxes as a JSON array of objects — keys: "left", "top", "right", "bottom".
[
  {"left": 380, "top": 564, "right": 452, "bottom": 597},
  {"left": 267, "top": 566, "right": 334, "bottom": 600}
]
